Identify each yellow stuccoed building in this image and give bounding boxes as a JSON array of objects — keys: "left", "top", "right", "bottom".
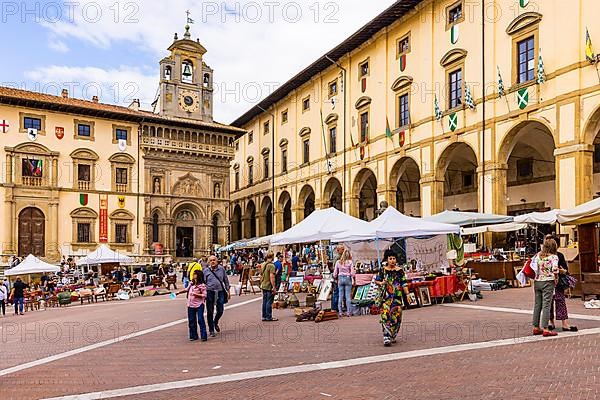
[{"left": 229, "top": 0, "right": 600, "bottom": 241}]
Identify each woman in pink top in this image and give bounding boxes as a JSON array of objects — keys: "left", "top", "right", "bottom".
[
  {"left": 531, "top": 238, "right": 559, "bottom": 337},
  {"left": 186, "top": 270, "right": 208, "bottom": 341},
  {"left": 333, "top": 249, "right": 355, "bottom": 317}
]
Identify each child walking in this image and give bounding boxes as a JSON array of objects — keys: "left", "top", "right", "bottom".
[{"left": 184, "top": 270, "right": 208, "bottom": 341}]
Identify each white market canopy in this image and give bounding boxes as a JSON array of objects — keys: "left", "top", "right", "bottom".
[
  {"left": 514, "top": 210, "right": 559, "bottom": 225},
  {"left": 270, "top": 208, "right": 369, "bottom": 245},
  {"left": 461, "top": 222, "right": 527, "bottom": 235},
  {"left": 5, "top": 254, "right": 60, "bottom": 276},
  {"left": 424, "top": 210, "right": 513, "bottom": 227},
  {"left": 332, "top": 206, "right": 459, "bottom": 242},
  {"left": 76, "top": 244, "right": 134, "bottom": 265},
  {"left": 557, "top": 198, "right": 600, "bottom": 225}
]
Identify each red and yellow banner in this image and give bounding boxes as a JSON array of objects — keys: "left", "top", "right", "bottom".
[{"left": 99, "top": 194, "right": 108, "bottom": 243}]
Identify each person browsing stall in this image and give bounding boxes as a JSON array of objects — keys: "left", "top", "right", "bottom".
[
  {"left": 260, "top": 251, "right": 278, "bottom": 322},
  {"left": 333, "top": 249, "right": 355, "bottom": 317}
]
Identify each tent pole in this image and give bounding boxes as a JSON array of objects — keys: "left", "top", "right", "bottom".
[{"left": 376, "top": 238, "right": 382, "bottom": 269}]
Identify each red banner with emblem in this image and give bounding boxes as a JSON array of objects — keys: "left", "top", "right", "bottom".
[{"left": 99, "top": 194, "right": 108, "bottom": 243}]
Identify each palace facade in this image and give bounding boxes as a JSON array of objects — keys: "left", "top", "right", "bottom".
[
  {"left": 230, "top": 0, "right": 600, "bottom": 240},
  {"left": 0, "top": 25, "right": 243, "bottom": 262}
]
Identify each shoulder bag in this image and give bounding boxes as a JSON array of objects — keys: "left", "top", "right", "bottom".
[{"left": 207, "top": 268, "right": 230, "bottom": 304}]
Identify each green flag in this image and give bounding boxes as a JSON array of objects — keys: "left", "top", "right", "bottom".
[{"left": 449, "top": 113, "right": 458, "bottom": 132}]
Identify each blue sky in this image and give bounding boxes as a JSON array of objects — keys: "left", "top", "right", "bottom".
[{"left": 1, "top": 0, "right": 396, "bottom": 123}]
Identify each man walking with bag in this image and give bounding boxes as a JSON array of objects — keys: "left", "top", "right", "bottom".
[{"left": 204, "top": 255, "right": 230, "bottom": 337}]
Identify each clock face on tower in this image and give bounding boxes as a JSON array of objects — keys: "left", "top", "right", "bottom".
[{"left": 178, "top": 90, "right": 200, "bottom": 113}]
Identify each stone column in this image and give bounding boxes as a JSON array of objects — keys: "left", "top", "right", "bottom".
[
  {"left": 47, "top": 201, "right": 60, "bottom": 261},
  {"left": 347, "top": 194, "right": 359, "bottom": 218},
  {"left": 419, "top": 175, "right": 444, "bottom": 216},
  {"left": 5, "top": 154, "right": 13, "bottom": 184},
  {"left": 274, "top": 208, "right": 283, "bottom": 233},
  {"left": 4, "top": 198, "right": 15, "bottom": 254},
  {"left": 554, "top": 144, "right": 594, "bottom": 209},
  {"left": 51, "top": 157, "right": 59, "bottom": 187},
  {"left": 482, "top": 163, "right": 508, "bottom": 215}
]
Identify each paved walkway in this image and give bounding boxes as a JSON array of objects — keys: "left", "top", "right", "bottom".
[{"left": 1, "top": 286, "right": 599, "bottom": 399}]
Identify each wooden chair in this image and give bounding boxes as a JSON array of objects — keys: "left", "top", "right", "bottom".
[
  {"left": 46, "top": 294, "right": 59, "bottom": 308},
  {"left": 248, "top": 268, "right": 261, "bottom": 295},
  {"left": 94, "top": 287, "right": 107, "bottom": 302},
  {"left": 106, "top": 283, "right": 122, "bottom": 300},
  {"left": 79, "top": 289, "right": 94, "bottom": 305}
]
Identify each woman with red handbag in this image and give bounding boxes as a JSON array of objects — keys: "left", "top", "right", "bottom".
[{"left": 531, "top": 238, "right": 560, "bottom": 337}]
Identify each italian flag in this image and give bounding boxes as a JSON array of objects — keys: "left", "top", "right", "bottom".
[
  {"left": 399, "top": 54, "right": 407, "bottom": 72},
  {"left": 80, "top": 194, "right": 88, "bottom": 206},
  {"left": 386, "top": 117, "right": 392, "bottom": 139}
]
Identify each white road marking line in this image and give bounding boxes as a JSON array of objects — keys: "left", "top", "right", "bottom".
[
  {"left": 42, "top": 327, "right": 600, "bottom": 400},
  {"left": 441, "top": 303, "right": 600, "bottom": 321},
  {"left": 0, "top": 297, "right": 261, "bottom": 378}
]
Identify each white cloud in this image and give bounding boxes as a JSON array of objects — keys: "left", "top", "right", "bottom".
[
  {"left": 34, "top": 0, "right": 397, "bottom": 123},
  {"left": 47, "top": 39, "right": 69, "bottom": 53}
]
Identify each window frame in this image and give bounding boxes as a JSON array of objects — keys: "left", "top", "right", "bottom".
[
  {"left": 281, "top": 148, "right": 288, "bottom": 173},
  {"left": 19, "top": 112, "right": 46, "bottom": 135},
  {"left": 112, "top": 125, "right": 132, "bottom": 145},
  {"left": 281, "top": 109, "right": 289, "bottom": 124},
  {"left": 115, "top": 224, "right": 128, "bottom": 244},
  {"left": 328, "top": 79, "right": 338, "bottom": 98},
  {"left": 263, "top": 156, "right": 269, "bottom": 180},
  {"left": 70, "top": 208, "right": 98, "bottom": 249},
  {"left": 447, "top": 67, "right": 464, "bottom": 110},
  {"left": 77, "top": 222, "right": 92, "bottom": 244},
  {"left": 358, "top": 58, "right": 370, "bottom": 79},
  {"left": 248, "top": 130, "right": 254, "bottom": 144},
  {"left": 397, "top": 91, "right": 410, "bottom": 129},
  {"left": 329, "top": 125, "right": 337, "bottom": 154},
  {"left": 445, "top": 0, "right": 465, "bottom": 30},
  {"left": 263, "top": 120, "right": 270, "bottom": 135},
  {"left": 396, "top": 32, "right": 411, "bottom": 58},
  {"left": 74, "top": 119, "right": 95, "bottom": 141},
  {"left": 511, "top": 27, "right": 539, "bottom": 88},
  {"left": 302, "top": 138, "right": 310, "bottom": 165},
  {"left": 359, "top": 110, "right": 370, "bottom": 143},
  {"left": 302, "top": 95, "right": 311, "bottom": 113}
]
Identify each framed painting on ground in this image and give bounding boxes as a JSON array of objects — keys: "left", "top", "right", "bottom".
[
  {"left": 318, "top": 279, "right": 333, "bottom": 301},
  {"left": 418, "top": 287, "right": 432, "bottom": 306}
]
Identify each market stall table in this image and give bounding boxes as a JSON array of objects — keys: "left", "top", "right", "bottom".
[{"left": 465, "top": 260, "right": 523, "bottom": 285}]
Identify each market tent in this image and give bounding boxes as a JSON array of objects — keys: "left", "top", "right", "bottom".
[
  {"left": 270, "top": 208, "right": 369, "bottom": 245},
  {"left": 5, "top": 254, "right": 60, "bottom": 276},
  {"left": 76, "top": 244, "right": 134, "bottom": 265},
  {"left": 243, "top": 235, "right": 276, "bottom": 248},
  {"left": 332, "top": 206, "right": 459, "bottom": 242},
  {"left": 514, "top": 210, "right": 559, "bottom": 225},
  {"left": 461, "top": 222, "right": 527, "bottom": 235},
  {"left": 557, "top": 198, "right": 600, "bottom": 225},
  {"left": 424, "top": 210, "right": 513, "bottom": 227}
]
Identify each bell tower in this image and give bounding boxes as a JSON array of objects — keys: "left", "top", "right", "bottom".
[{"left": 158, "top": 14, "right": 213, "bottom": 122}]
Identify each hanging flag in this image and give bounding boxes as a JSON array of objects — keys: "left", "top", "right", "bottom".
[
  {"left": 519, "top": 0, "right": 530, "bottom": 7},
  {"left": 360, "top": 145, "right": 366, "bottom": 160},
  {"left": 118, "top": 195, "right": 126, "bottom": 209},
  {"left": 361, "top": 77, "right": 367, "bottom": 93},
  {"left": 399, "top": 54, "right": 407, "bottom": 72},
  {"left": 399, "top": 131, "right": 406, "bottom": 147},
  {"left": 79, "top": 193, "right": 88, "bottom": 206},
  {"left": 586, "top": 28, "right": 596, "bottom": 62},
  {"left": 0, "top": 119, "right": 9, "bottom": 133},
  {"left": 118, "top": 139, "right": 127, "bottom": 152},
  {"left": 517, "top": 88, "right": 529, "bottom": 110},
  {"left": 497, "top": 66, "right": 506, "bottom": 98},
  {"left": 450, "top": 25, "right": 459, "bottom": 45},
  {"left": 465, "top": 85, "right": 476, "bottom": 110},
  {"left": 537, "top": 53, "right": 546, "bottom": 84},
  {"left": 434, "top": 95, "right": 443, "bottom": 121},
  {"left": 386, "top": 117, "right": 392, "bottom": 139},
  {"left": 449, "top": 113, "right": 458, "bottom": 132}
]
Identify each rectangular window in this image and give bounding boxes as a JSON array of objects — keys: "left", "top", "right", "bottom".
[
  {"left": 281, "top": 149, "right": 288, "bottom": 173},
  {"left": 359, "top": 61, "right": 369, "bottom": 77},
  {"left": 329, "top": 81, "right": 338, "bottom": 97},
  {"left": 248, "top": 131, "right": 254, "bottom": 144},
  {"left": 78, "top": 124, "right": 91, "bottom": 137},
  {"left": 281, "top": 110, "right": 288, "bottom": 124},
  {"left": 303, "top": 139, "right": 310, "bottom": 164},
  {"left": 517, "top": 158, "right": 534, "bottom": 179},
  {"left": 115, "top": 128, "right": 128, "bottom": 141},
  {"left": 398, "top": 35, "right": 410, "bottom": 55},
  {"left": 21, "top": 158, "right": 43, "bottom": 177},
  {"left": 463, "top": 171, "right": 475, "bottom": 188},
  {"left": 235, "top": 171, "right": 240, "bottom": 190},
  {"left": 248, "top": 165, "right": 253, "bottom": 185},
  {"left": 115, "top": 167, "right": 128, "bottom": 184},
  {"left": 303, "top": 97, "right": 310, "bottom": 112},
  {"left": 115, "top": 224, "right": 128, "bottom": 244},
  {"left": 263, "top": 121, "right": 270, "bottom": 135},
  {"left": 360, "top": 111, "right": 369, "bottom": 142},
  {"left": 448, "top": 2, "right": 463, "bottom": 25},
  {"left": 399, "top": 93, "right": 410, "bottom": 127},
  {"left": 329, "top": 126, "right": 337, "bottom": 154},
  {"left": 517, "top": 36, "right": 535, "bottom": 84},
  {"left": 264, "top": 157, "right": 269, "bottom": 179},
  {"left": 23, "top": 117, "right": 41, "bottom": 130},
  {"left": 78, "top": 164, "right": 91, "bottom": 182},
  {"left": 77, "top": 223, "right": 91, "bottom": 243},
  {"left": 448, "top": 69, "right": 463, "bottom": 109}
]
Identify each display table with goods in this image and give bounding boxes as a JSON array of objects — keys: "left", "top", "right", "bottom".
[{"left": 465, "top": 259, "right": 524, "bottom": 286}]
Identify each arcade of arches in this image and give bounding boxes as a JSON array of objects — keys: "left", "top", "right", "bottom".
[{"left": 230, "top": 117, "right": 600, "bottom": 240}]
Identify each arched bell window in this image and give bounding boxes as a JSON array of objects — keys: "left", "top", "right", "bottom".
[
  {"left": 152, "top": 213, "right": 159, "bottom": 243},
  {"left": 182, "top": 60, "right": 193, "bottom": 83},
  {"left": 203, "top": 73, "right": 210, "bottom": 87},
  {"left": 164, "top": 66, "right": 172, "bottom": 81}
]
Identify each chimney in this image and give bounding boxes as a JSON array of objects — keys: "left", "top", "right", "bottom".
[
  {"left": 61, "top": 89, "right": 69, "bottom": 98},
  {"left": 92, "top": 95, "right": 99, "bottom": 103},
  {"left": 128, "top": 99, "right": 140, "bottom": 111}
]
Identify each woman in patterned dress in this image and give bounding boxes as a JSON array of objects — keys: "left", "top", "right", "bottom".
[{"left": 375, "top": 250, "right": 409, "bottom": 347}]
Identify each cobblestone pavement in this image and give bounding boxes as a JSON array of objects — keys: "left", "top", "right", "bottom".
[{"left": 1, "top": 285, "right": 599, "bottom": 400}]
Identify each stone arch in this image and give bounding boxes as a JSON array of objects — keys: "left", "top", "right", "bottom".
[
  {"left": 259, "top": 196, "right": 274, "bottom": 236},
  {"left": 244, "top": 200, "right": 257, "bottom": 239},
  {"left": 352, "top": 168, "right": 378, "bottom": 221},
  {"left": 70, "top": 207, "right": 98, "bottom": 218},
  {"left": 584, "top": 105, "right": 600, "bottom": 198},
  {"left": 70, "top": 148, "right": 99, "bottom": 161},
  {"left": 498, "top": 119, "right": 557, "bottom": 164},
  {"left": 231, "top": 204, "right": 243, "bottom": 241},
  {"left": 390, "top": 157, "right": 421, "bottom": 216},
  {"left": 297, "top": 184, "right": 316, "bottom": 221},
  {"left": 278, "top": 191, "right": 293, "bottom": 232},
  {"left": 436, "top": 142, "right": 479, "bottom": 212},
  {"left": 323, "top": 177, "right": 343, "bottom": 211}
]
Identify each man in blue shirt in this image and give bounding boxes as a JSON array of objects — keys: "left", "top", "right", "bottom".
[
  {"left": 291, "top": 251, "right": 301, "bottom": 272},
  {"left": 273, "top": 253, "right": 284, "bottom": 291}
]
